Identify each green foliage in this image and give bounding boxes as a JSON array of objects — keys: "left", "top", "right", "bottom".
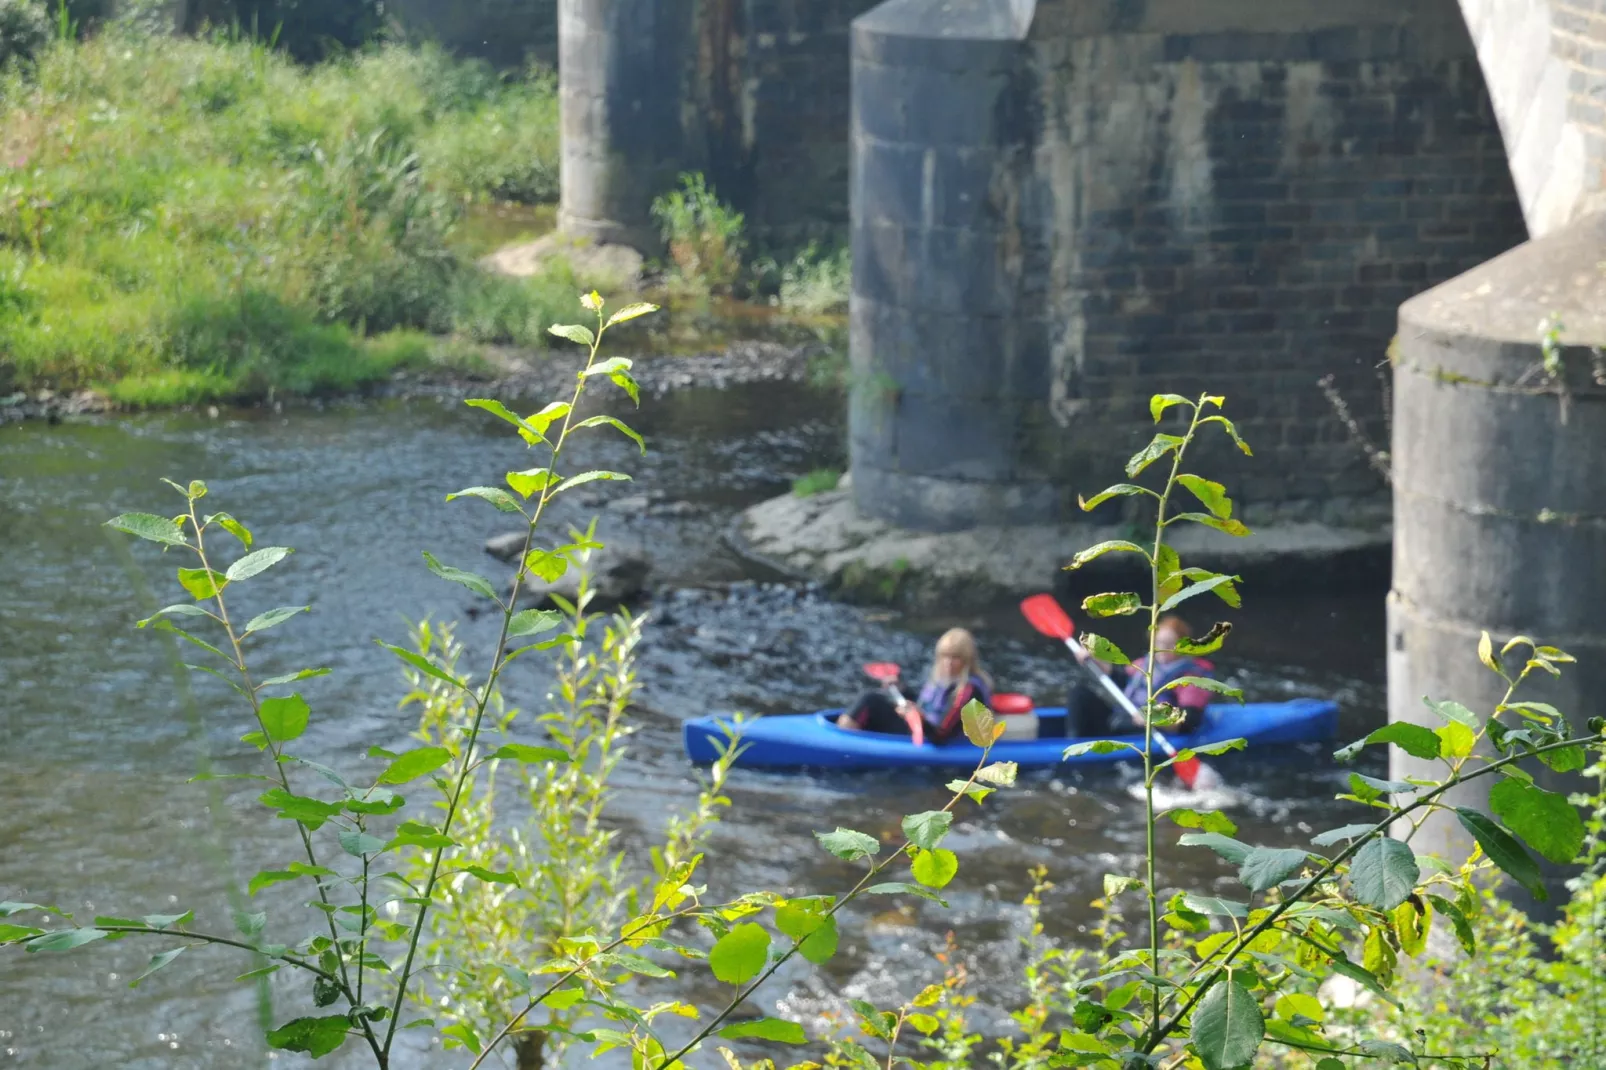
[
  {"left": 0, "top": 0, "right": 50, "bottom": 67},
  {"left": 791, "top": 467, "right": 842, "bottom": 497},
  {"left": 651, "top": 171, "right": 746, "bottom": 295},
  {"left": 9, "top": 373, "right": 1602, "bottom": 1070},
  {"left": 770, "top": 241, "right": 850, "bottom": 314},
  {"left": 0, "top": 32, "right": 562, "bottom": 399}
]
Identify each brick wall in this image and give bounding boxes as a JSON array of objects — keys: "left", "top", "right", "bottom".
[
  {"left": 850, "top": 0, "right": 1530, "bottom": 531},
  {"left": 1552, "top": 0, "right": 1606, "bottom": 193}
]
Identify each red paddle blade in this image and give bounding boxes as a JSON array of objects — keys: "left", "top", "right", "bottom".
[
  {"left": 863, "top": 662, "right": 902, "bottom": 684},
  {"left": 1172, "top": 755, "right": 1202, "bottom": 789},
  {"left": 1020, "top": 594, "right": 1074, "bottom": 641}
]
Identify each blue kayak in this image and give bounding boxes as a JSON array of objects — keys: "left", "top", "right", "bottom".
[{"left": 682, "top": 699, "right": 1339, "bottom": 771}]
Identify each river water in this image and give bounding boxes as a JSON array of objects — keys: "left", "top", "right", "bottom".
[{"left": 0, "top": 379, "right": 1388, "bottom": 1068}]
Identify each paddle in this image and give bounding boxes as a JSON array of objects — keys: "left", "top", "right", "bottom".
[
  {"left": 1019, "top": 594, "right": 1220, "bottom": 792},
  {"left": 862, "top": 662, "right": 926, "bottom": 746}
]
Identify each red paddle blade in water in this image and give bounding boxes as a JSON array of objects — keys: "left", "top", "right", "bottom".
[
  {"left": 1172, "top": 755, "right": 1203, "bottom": 789},
  {"left": 863, "top": 662, "right": 902, "bottom": 684},
  {"left": 1020, "top": 594, "right": 1075, "bottom": 640}
]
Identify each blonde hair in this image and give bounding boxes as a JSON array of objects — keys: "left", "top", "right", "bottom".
[{"left": 930, "top": 628, "right": 993, "bottom": 688}]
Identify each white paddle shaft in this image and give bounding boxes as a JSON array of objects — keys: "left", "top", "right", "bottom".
[{"left": 1061, "top": 636, "right": 1182, "bottom": 760}]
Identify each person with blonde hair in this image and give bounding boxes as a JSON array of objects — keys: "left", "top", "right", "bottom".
[{"left": 837, "top": 628, "right": 994, "bottom": 744}]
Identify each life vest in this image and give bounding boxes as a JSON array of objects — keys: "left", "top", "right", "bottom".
[
  {"left": 1124, "top": 656, "right": 1216, "bottom": 711},
  {"left": 916, "top": 674, "right": 993, "bottom": 744}
]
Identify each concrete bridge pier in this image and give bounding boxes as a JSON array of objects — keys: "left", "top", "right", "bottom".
[{"left": 1389, "top": 211, "right": 1606, "bottom": 904}]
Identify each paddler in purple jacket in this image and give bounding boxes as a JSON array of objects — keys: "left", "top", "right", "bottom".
[{"left": 1066, "top": 614, "right": 1217, "bottom": 737}]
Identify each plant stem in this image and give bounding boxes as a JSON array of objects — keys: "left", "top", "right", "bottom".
[
  {"left": 652, "top": 750, "right": 997, "bottom": 1069},
  {"left": 87, "top": 925, "right": 338, "bottom": 982},
  {"left": 188, "top": 503, "right": 381, "bottom": 1058},
  {"left": 1140, "top": 399, "right": 1208, "bottom": 1035},
  {"left": 381, "top": 310, "right": 612, "bottom": 1058},
  {"left": 1141, "top": 732, "right": 1606, "bottom": 1055}
]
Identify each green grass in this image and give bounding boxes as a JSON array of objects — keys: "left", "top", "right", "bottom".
[
  {"left": 0, "top": 28, "right": 570, "bottom": 404},
  {"left": 792, "top": 467, "right": 842, "bottom": 497}
]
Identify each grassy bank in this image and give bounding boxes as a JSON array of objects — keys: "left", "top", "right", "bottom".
[{"left": 0, "top": 28, "right": 579, "bottom": 405}]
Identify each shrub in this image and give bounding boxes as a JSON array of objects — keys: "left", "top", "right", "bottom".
[
  {"left": 778, "top": 241, "right": 850, "bottom": 314},
  {"left": 792, "top": 466, "right": 842, "bottom": 497},
  {"left": 651, "top": 171, "right": 745, "bottom": 295},
  {"left": 0, "top": 0, "right": 50, "bottom": 68},
  {"left": 0, "top": 32, "right": 564, "bottom": 399}
]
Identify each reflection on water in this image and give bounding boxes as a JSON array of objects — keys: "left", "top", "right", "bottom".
[{"left": 0, "top": 382, "right": 1386, "bottom": 1068}]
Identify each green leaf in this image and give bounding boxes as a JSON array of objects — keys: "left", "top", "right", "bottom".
[
  {"left": 1177, "top": 474, "right": 1233, "bottom": 519},
  {"left": 1079, "top": 632, "right": 1131, "bottom": 666},
  {"left": 0, "top": 924, "right": 43, "bottom": 943},
  {"left": 1159, "top": 574, "right": 1241, "bottom": 613},
  {"left": 259, "top": 789, "right": 341, "bottom": 830},
  {"left": 259, "top": 667, "right": 331, "bottom": 689},
  {"left": 1150, "top": 393, "right": 1192, "bottom": 422},
  {"left": 176, "top": 567, "right": 227, "bottom": 600},
  {"left": 1326, "top": 954, "right": 1399, "bottom": 1007},
  {"left": 1337, "top": 722, "right": 1441, "bottom": 762},
  {"left": 1348, "top": 837, "right": 1419, "bottom": 910},
  {"left": 1423, "top": 696, "right": 1478, "bottom": 728},
  {"left": 911, "top": 848, "right": 959, "bottom": 889},
  {"left": 1068, "top": 540, "right": 1150, "bottom": 569},
  {"left": 130, "top": 947, "right": 186, "bottom": 988},
  {"left": 1078, "top": 483, "right": 1156, "bottom": 511},
  {"left": 208, "top": 513, "right": 251, "bottom": 548},
  {"left": 815, "top": 827, "right": 879, "bottom": 862},
  {"left": 976, "top": 761, "right": 1018, "bottom": 786},
  {"left": 248, "top": 870, "right": 302, "bottom": 896},
  {"left": 961, "top": 699, "right": 998, "bottom": 747},
  {"left": 1190, "top": 978, "right": 1264, "bottom": 1070},
  {"left": 573, "top": 414, "right": 646, "bottom": 455},
  {"left": 606, "top": 301, "right": 659, "bottom": 327},
  {"left": 266, "top": 1015, "right": 350, "bottom": 1058},
  {"left": 466, "top": 398, "right": 544, "bottom": 443},
  {"left": 1456, "top": 808, "right": 1547, "bottom": 900},
  {"left": 946, "top": 778, "right": 995, "bottom": 803},
  {"left": 136, "top": 603, "right": 213, "bottom": 628},
  {"left": 609, "top": 370, "right": 641, "bottom": 405},
  {"left": 107, "top": 512, "right": 188, "bottom": 546},
  {"left": 584, "top": 355, "right": 634, "bottom": 378},
  {"left": 387, "top": 821, "right": 456, "bottom": 851},
  {"left": 1425, "top": 893, "right": 1476, "bottom": 955},
  {"left": 376, "top": 641, "right": 466, "bottom": 689},
  {"left": 774, "top": 904, "right": 838, "bottom": 964},
  {"left": 523, "top": 548, "right": 568, "bottom": 583},
  {"left": 1178, "top": 832, "right": 1252, "bottom": 864},
  {"left": 489, "top": 744, "right": 570, "bottom": 764},
  {"left": 1180, "top": 894, "right": 1247, "bottom": 917},
  {"left": 506, "top": 469, "right": 558, "bottom": 499},
  {"left": 902, "top": 811, "right": 953, "bottom": 851},
  {"left": 863, "top": 883, "right": 948, "bottom": 906},
  {"left": 25, "top": 928, "right": 109, "bottom": 952},
  {"left": 259, "top": 694, "right": 310, "bottom": 744},
  {"left": 1168, "top": 809, "right": 1238, "bottom": 836},
  {"left": 1436, "top": 721, "right": 1476, "bottom": 760},
  {"left": 554, "top": 469, "right": 633, "bottom": 495},
  {"left": 245, "top": 605, "right": 309, "bottom": 635},
  {"left": 1103, "top": 874, "right": 1144, "bottom": 898},
  {"left": 1316, "top": 1060, "right": 1346, "bottom": 1070},
  {"left": 446, "top": 486, "right": 523, "bottom": 513},
  {"left": 421, "top": 551, "right": 498, "bottom": 601},
  {"left": 1356, "top": 1039, "right": 1417, "bottom": 1065},
  {"left": 1083, "top": 591, "right": 1142, "bottom": 617},
  {"left": 549, "top": 323, "right": 596, "bottom": 347},
  {"left": 142, "top": 911, "right": 193, "bottom": 930},
  {"left": 1126, "top": 433, "right": 1184, "bottom": 477},
  {"left": 719, "top": 1019, "right": 806, "bottom": 1044},
  {"left": 1539, "top": 743, "right": 1589, "bottom": 772},
  {"left": 1239, "top": 847, "right": 1309, "bottom": 892},
  {"left": 1311, "top": 823, "right": 1375, "bottom": 847},
  {"left": 226, "top": 546, "right": 291, "bottom": 582},
  {"left": 1065, "top": 739, "right": 1144, "bottom": 758},
  {"left": 1172, "top": 513, "right": 1252, "bottom": 537},
  {"left": 377, "top": 746, "right": 453, "bottom": 785},
  {"left": 1488, "top": 779, "right": 1585, "bottom": 864},
  {"left": 507, "top": 609, "right": 563, "bottom": 639},
  {"left": 709, "top": 923, "right": 769, "bottom": 985},
  {"left": 338, "top": 830, "right": 387, "bottom": 857},
  {"left": 1201, "top": 414, "right": 1253, "bottom": 455},
  {"left": 1175, "top": 622, "right": 1232, "bottom": 656},
  {"left": 1160, "top": 676, "right": 1243, "bottom": 702}
]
